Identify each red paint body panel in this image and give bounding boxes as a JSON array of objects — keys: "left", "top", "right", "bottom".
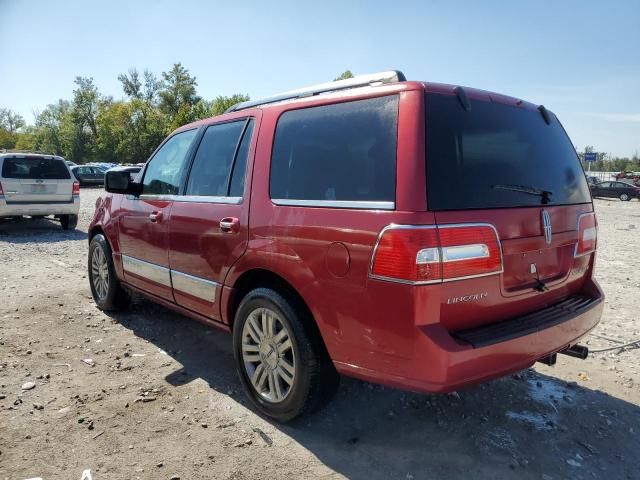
[
  {"left": 118, "top": 197, "right": 173, "bottom": 299},
  {"left": 89, "top": 79, "right": 604, "bottom": 396}
]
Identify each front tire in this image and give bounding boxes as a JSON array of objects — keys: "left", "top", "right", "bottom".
[
  {"left": 233, "top": 288, "right": 339, "bottom": 422},
  {"left": 88, "top": 234, "right": 130, "bottom": 311},
  {"left": 60, "top": 214, "right": 78, "bottom": 230},
  {"left": 620, "top": 193, "right": 630, "bottom": 201}
]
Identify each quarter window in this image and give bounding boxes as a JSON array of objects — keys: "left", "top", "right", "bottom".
[
  {"left": 270, "top": 96, "right": 399, "bottom": 204},
  {"left": 142, "top": 129, "right": 197, "bottom": 195},
  {"left": 186, "top": 120, "right": 253, "bottom": 197}
]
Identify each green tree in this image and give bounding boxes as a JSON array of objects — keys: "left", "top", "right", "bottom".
[
  {"left": 334, "top": 70, "right": 354, "bottom": 81},
  {"left": 0, "top": 108, "right": 26, "bottom": 133},
  {"left": 0, "top": 128, "right": 17, "bottom": 149},
  {"left": 31, "top": 100, "right": 70, "bottom": 156},
  {"left": 159, "top": 63, "right": 201, "bottom": 129},
  {"left": 118, "top": 68, "right": 161, "bottom": 104}
]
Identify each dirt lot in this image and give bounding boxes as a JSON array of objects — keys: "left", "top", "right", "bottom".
[{"left": 1, "top": 188, "right": 638, "bottom": 480}]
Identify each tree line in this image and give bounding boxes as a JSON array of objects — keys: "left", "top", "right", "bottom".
[
  {"left": 0, "top": 63, "right": 250, "bottom": 164},
  {"left": 577, "top": 146, "right": 640, "bottom": 173}
]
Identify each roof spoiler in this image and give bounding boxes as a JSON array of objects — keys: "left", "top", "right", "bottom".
[{"left": 225, "top": 70, "right": 406, "bottom": 113}]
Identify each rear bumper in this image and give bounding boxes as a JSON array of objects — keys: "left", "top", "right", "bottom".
[
  {"left": 0, "top": 196, "right": 80, "bottom": 217},
  {"left": 335, "top": 278, "right": 604, "bottom": 393}
]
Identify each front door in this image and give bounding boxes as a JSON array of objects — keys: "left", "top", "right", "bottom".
[
  {"left": 118, "top": 128, "right": 199, "bottom": 300},
  {"left": 168, "top": 117, "right": 257, "bottom": 320}
]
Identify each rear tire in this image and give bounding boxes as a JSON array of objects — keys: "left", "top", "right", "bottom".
[
  {"left": 60, "top": 214, "right": 78, "bottom": 230},
  {"left": 88, "top": 234, "right": 130, "bottom": 311},
  {"left": 233, "top": 288, "right": 339, "bottom": 422}
]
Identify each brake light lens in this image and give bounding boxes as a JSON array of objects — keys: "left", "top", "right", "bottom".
[
  {"left": 0, "top": 182, "right": 4, "bottom": 196},
  {"left": 370, "top": 224, "right": 502, "bottom": 283},
  {"left": 73, "top": 181, "right": 80, "bottom": 195},
  {"left": 575, "top": 213, "right": 597, "bottom": 257}
]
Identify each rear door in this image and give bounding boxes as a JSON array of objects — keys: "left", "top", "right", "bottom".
[
  {"left": 424, "top": 90, "right": 594, "bottom": 332},
  {"left": 118, "top": 128, "right": 198, "bottom": 300},
  {"left": 0, "top": 156, "right": 73, "bottom": 203},
  {"left": 167, "top": 117, "right": 257, "bottom": 320}
]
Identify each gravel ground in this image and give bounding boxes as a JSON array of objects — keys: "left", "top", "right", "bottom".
[{"left": 0, "top": 188, "right": 638, "bottom": 480}]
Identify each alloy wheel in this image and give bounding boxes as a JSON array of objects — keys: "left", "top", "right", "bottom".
[
  {"left": 241, "top": 307, "right": 296, "bottom": 403},
  {"left": 91, "top": 245, "right": 109, "bottom": 300}
]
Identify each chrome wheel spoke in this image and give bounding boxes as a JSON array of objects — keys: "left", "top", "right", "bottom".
[
  {"left": 242, "top": 353, "right": 261, "bottom": 363},
  {"left": 278, "top": 338, "right": 292, "bottom": 353},
  {"left": 91, "top": 246, "right": 109, "bottom": 300},
  {"left": 248, "top": 315, "right": 264, "bottom": 341},
  {"left": 276, "top": 365, "right": 294, "bottom": 386}
]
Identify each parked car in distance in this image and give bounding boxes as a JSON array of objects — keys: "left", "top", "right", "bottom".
[
  {"left": 108, "top": 165, "right": 142, "bottom": 181},
  {"left": 71, "top": 165, "right": 105, "bottom": 186},
  {"left": 0, "top": 153, "right": 79, "bottom": 229},
  {"left": 590, "top": 181, "right": 640, "bottom": 201},
  {"left": 88, "top": 71, "right": 603, "bottom": 422},
  {"left": 586, "top": 175, "right": 599, "bottom": 185}
]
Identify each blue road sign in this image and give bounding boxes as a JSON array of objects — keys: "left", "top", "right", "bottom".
[{"left": 584, "top": 152, "right": 598, "bottom": 162}]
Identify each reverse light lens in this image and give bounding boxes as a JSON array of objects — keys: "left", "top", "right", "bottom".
[
  {"left": 575, "top": 213, "right": 597, "bottom": 257},
  {"left": 371, "top": 224, "right": 502, "bottom": 283}
]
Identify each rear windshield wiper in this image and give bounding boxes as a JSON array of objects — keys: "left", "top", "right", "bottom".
[{"left": 493, "top": 184, "right": 553, "bottom": 204}]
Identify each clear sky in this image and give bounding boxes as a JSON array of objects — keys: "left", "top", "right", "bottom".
[{"left": 1, "top": 0, "right": 638, "bottom": 157}]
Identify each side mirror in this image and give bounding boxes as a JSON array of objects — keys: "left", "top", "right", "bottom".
[{"left": 105, "top": 170, "right": 141, "bottom": 195}]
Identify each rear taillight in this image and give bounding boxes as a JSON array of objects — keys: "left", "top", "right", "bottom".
[
  {"left": 370, "top": 224, "right": 503, "bottom": 284},
  {"left": 0, "top": 182, "right": 4, "bottom": 196},
  {"left": 575, "top": 212, "right": 597, "bottom": 257},
  {"left": 73, "top": 181, "right": 80, "bottom": 195}
]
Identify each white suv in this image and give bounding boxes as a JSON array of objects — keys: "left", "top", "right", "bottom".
[{"left": 0, "top": 153, "right": 80, "bottom": 230}]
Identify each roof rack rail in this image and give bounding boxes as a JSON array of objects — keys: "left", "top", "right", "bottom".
[{"left": 225, "top": 70, "right": 406, "bottom": 113}]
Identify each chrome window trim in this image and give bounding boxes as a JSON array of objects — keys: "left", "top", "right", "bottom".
[
  {"left": 171, "top": 270, "right": 219, "bottom": 303},
  {"left": 122, "top": 255, "right": 172, "bottom": 287},
  {"left": 368, "top": 223, "right": 504, "bottom": 285},
  {"left": 136, "top": 194, "right": 242, "bottom": 204},
  {"left": 272, "top": 199, "right": 395, "bottom": 210}
]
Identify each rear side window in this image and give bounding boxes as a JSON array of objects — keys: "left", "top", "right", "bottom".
[
  {"left": 186, "top": 119, "right": 253, "bottom": 197},
  {"left": 270, "top": 95, "right": 398, "bottom": 204},
  {"left": 2, "top": 157, "right": 70, "bottom": 180},
  {"left": 425, "top": 93, "right": 591, "bottom": 210}
]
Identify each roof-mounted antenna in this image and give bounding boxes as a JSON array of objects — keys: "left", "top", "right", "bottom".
[
  {"left": 225, "top": 70, "right": 406, "bottom": 113},
  {"left": 538, "top": 105, "right": 551, "bottom": 125},
  {"left": 453, "top": 86, "right": 471, "bottom": 111}
]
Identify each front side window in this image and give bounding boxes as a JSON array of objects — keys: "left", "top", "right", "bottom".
[
  {"left": 142, "top": 129, "right": 197, "bottom": 195},
  {"left": 186, "top": 119, "right": 253, "bottom": 197},
  {"left": 270, "top": 95, "right": 399, "bottom": 204}
]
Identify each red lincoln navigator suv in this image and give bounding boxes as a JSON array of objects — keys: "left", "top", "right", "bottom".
[{"left": 88, "top": 71, "right": 603, "bottom": 422}]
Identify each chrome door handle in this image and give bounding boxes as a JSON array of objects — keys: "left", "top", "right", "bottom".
[
  {"left": 219, "top": 217, "right": 240, "bottom": 233},
  {"left": 149, "top": 212, "right": 162, "bottom": 222}
]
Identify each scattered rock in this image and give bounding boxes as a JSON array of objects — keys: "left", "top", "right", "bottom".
[{"left": 21, "top": 381, "right": 36, "bottom": 390}]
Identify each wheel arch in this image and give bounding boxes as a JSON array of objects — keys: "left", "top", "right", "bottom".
[{"left": 227, "top": 268, "right": 332, "bottom": 359}]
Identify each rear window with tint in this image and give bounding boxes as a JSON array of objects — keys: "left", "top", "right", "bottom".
[
  {"left": 425, "top": 93, "right": 591, "bottom": 210},
  {"left": 270, "top": 95, "right": 398, "bottom": 203},
  {"left": 1, "top": 157, "right": 71, "bottom": 180}
]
